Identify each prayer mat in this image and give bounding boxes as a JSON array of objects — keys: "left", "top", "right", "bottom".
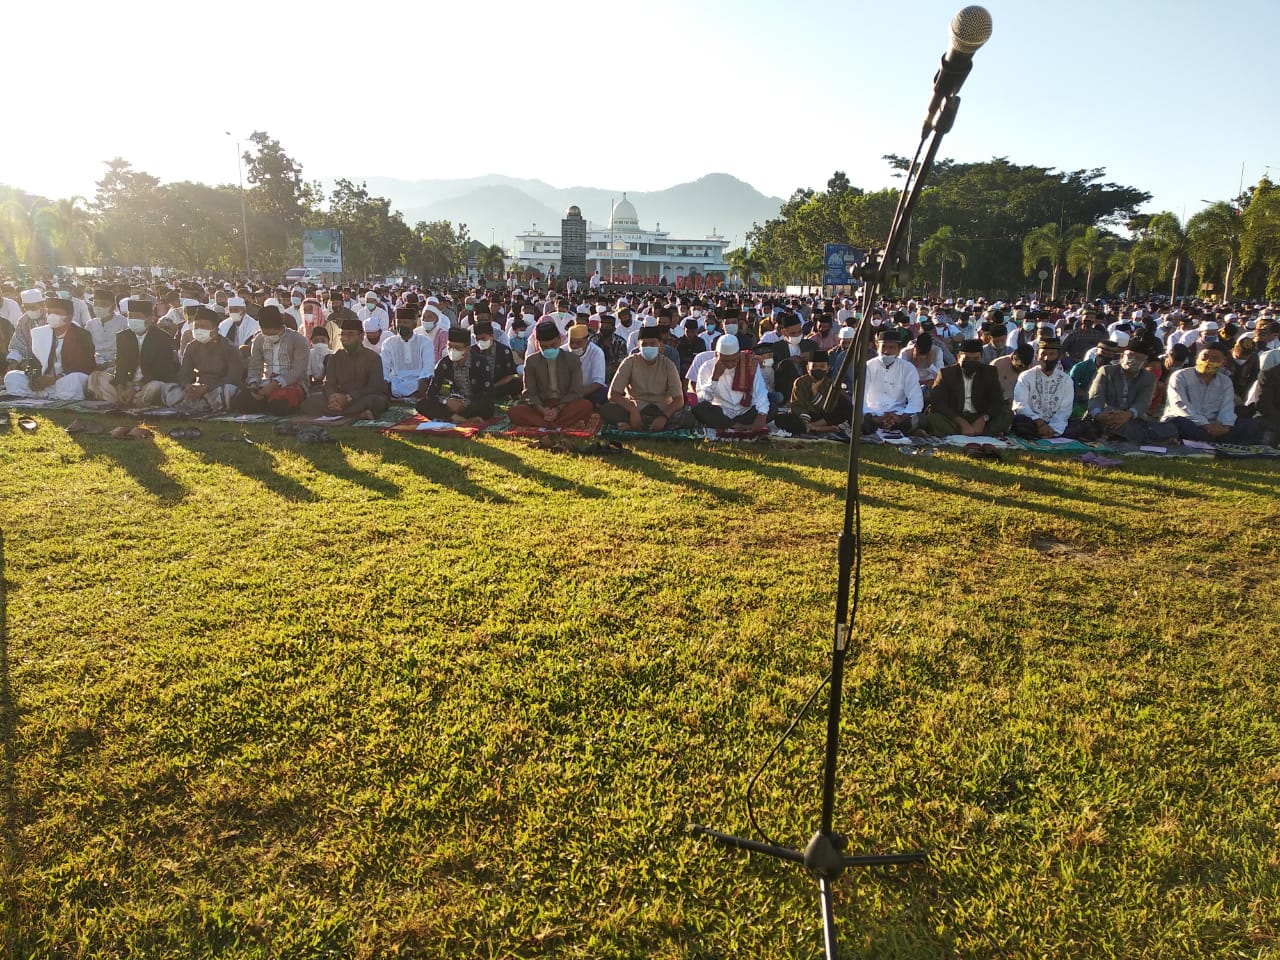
[
  {"left": 487, "top": 413, "right": 603, "bottom": 439},
  {"left": 209, "top": 412, "right": 284, "bottom": 424},
  {"left": 601, "top": 424, "right": 702, "bottom": 441},
  {"left": 351, "top": 406, "right": 416, "bottom": 429},
  {"left": 1008, "top": 436, "right": 1110, "bottom": 454},
  {"left": 0, "top": 397, "right": 78, "bottom": 409},
  {"left": 1212, "top": 443, "right": 1280, "bottom": 459},
  {"left": 125, "top": 407, "right": 190, "bottom": 419},
  {"left": 381, "top": 415, "right": 497, "bottom": 439},
  {"left": 712, "top": 426, "right": 770, "bottom": 441}
]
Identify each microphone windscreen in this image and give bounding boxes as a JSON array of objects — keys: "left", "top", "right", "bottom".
[{"left": 950, "top": 6, "right": 993, "bottom": 54}]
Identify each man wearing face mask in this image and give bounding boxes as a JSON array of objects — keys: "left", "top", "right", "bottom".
[
  {"left": 219, "top": 297, "right": 260, "bottom": 350},
  {"left": 862, "top": 327, "right": 924, "bottom": 434},
  {"left": 1161, "top": 343, "right": 1263, "bottom": 443},
  {"left": 3, "top": 298, "right": 95, "bottom": 399},
  {"left": 1012, "top": 338, "right": 1074, "bottom": 439},
  {"left": 1086, "top": 334, "right": 1177, "bottom": 444},
  {"left": 284, "top": 288, "right": 306, "bottom": 329},
  {"left": 87, "top": 299, "right": 180, "bottom": 407},
  {"left": 5, "top": 289, "right": 50, "bottom": 371},
  {"left": 601, "top": 326, "right": 689, "bottom": 431},
  {"left": 233, "top": 306, "right": 310, "bottom": 414},
  {"left": 85, "top": 287, "right": 129, "bottom": 368},
  {"left": 358, "top": 293, "right": 389, "bottom": 334},
  {"left": 771, "top": 312, "right": 818, "bottom": 403},
  {"left": 567, "top": 323, "right": 608, "bottom": 405},
  {"left": 302, "top": 313, "right": 389, "bottom": 420},
  {"left": 776, "top": 351, "right": 851, "bottom": 437},
  {"left": 591, "top": 314, "right": 629, "bottom": 384},
  {"left": 175, "top": 308, "right": 246, "bottom": 414},
  {"left": 416, "top": 327, "right": 495, "bottom": 424},
  {"left": 471, "top": 319, "right": 519, "bottom": 402},
  {"left": 508, "top": 321, "right": 593, "bottom": 429},
  {"left": 925, "top": 339, "right": 1012, "bottom": 437},
  {"left": 380, "top": 307, "right": 436, "bottom": 401}
]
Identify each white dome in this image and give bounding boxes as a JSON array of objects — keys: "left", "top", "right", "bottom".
[{"left": 610, "top": 195, "right": 639, "bottom": 230}]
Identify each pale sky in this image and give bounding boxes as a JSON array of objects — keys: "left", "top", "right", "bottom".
[{"left": 7, "top": 0, "right": 1278, "bottom": 220}]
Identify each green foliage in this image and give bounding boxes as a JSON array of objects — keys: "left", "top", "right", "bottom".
[
  {"left": 1240, "top": 177, "right": 1280, "bottom": 299},
  {"left": 748, "top": 159, "right": 1149, "bottom": 292},
  {"left": 1, "top": 421, "right": 1278, "bottom": 958},
  {"left": 916, "top": 226, "right": 968, "bottom": 297},
  {"left": 1022, "top": 223, "right": 1084, "bottom": 300},
  {"left": 1145, "top": 212, "right": 1191, "bottom": 300},
  {"left": 1105, "top": 244, "right": 1158, "bottom": 297},
  {"left": 1065, "top": 227, "right": 1116, "bottom": 302},
  {"left": 1187, "top": 202, "right": 1243, "bottom": 300}
]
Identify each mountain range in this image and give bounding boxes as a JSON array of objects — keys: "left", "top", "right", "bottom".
[{"left": 326, "top": 173, "right": 784, "bottom": 251}]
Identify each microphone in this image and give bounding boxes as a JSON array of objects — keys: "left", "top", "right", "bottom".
[{"left": 922, "top": 6, "right": 993, "bottom": 135}]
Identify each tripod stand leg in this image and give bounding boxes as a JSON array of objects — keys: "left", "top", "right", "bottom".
[{"left": 819, "top": 876, "right": 839, "bottom": 960}]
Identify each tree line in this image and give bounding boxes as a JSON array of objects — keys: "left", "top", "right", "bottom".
[
  {"left": 0, "top": 132, "right": 474, "bottom": 282},
  {"left": 729, "top": 158, "right": 1280, "bottom": 300}
]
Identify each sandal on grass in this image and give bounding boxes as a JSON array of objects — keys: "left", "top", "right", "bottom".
[{"left": 17, "top": 417, "right": 38, "bottom": 434}]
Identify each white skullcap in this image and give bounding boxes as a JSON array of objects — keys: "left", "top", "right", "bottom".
[
  {"left": 362, "top": 316, "right": 381, "bottom": 332},
  {"left": 181, "top": 298, "right": 199, "bottom": 308},
  {"left": 20, "top": 289, "right": 43, "bottom": 305},
  {"left": 576, "top": 304, "right": 591, "bottom": 314},
  {"left": 1200, "top": 320, "right": 1219, "bottom": 332},
  {"left": 1112, "top": 330, "right": 1131, "bottom": 348},
  {"left": 715, "top": 334, "right": 740, "bottom": 356},
  {"left": 838, "top": 326, "right": 857, "bottom": 341},
  {"left": 227, "top": 297, "right": 246, "bottom": 309},
  {"left": 426, "top": 296, "right": 439, "bottom": 305},
  {"left": 263, "top": 297, "right": 281, "bottom": 308}
]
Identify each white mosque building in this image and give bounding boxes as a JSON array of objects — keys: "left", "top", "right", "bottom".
[{"left": 512, "top": 195, "right": 731, "bottom": 287}]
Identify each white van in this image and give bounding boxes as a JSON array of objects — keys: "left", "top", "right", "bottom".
[{"left": 284, "top": 267, "right": 325, "bottom": 285}]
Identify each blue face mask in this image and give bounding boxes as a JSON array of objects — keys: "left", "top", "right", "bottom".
[
  {"left": 542, "top": 347, "right": 560, "bottom": 360},
  {"left": 640, "top": 345, "right": 659, "bottom": 361},
  {"left": 511, "top": 334, "right": 527, "bottom": 351}
]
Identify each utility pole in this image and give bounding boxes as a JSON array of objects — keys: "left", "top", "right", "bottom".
[{"left": 226, "top": 132, "right": 251, "bottom": 277}]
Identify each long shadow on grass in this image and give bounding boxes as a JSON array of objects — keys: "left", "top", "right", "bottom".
[
  {"left": 67, "top": 433, "right": 188, "bottom": 503},
  {"left": 372, "top": 435, "right": 511, "bottom": 503},
  {"left": 187, "top": 438, "right": 319, "bottom": 503},
  {"left": 467, "top": 440, "right": 609, "bottom": 498},
  {"left": 0, "top": 532, "right": 18, "bottom": 953},
  {"left": 679, "top": 444, "right": 849, "bottom": 499},
  {"left": 285, "top": 439, "right": 403, "bottom": 499},
  {"left": 580, "top": 442, "right": 748, "bottom": 503}
]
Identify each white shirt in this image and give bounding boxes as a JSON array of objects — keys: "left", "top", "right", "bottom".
[
  {"left": 573, "top": 341, "right": 607, "bottom": 386},
  {"left": 86, "top": 313, "right": 129, "bottom": 365},
  {"left": 0, "top": 297, "right": 20, "bottom": 326},
  {"left": 381, "top": 331, "right": 436, "bottom": 383},
  {"left": 358, "top": 304, "right": 389, "bottom": 332},
  {"left": 308, "top": 344, "right": 332, "bottom": 381},
  {"left": 863, "top": 355, "right": 924, "bottom": 416},
  {"left": 219, "top": 312, "right": 260, "bottom": 347},
  {"left": 1012, "top": 366, "right": 1074, "bottom": 434},
  {"left": 695, "top": 360, "right": 769, "bottom": 418},
  {"left": 686, "top": 349, "right": 716, "bottom": 388}
]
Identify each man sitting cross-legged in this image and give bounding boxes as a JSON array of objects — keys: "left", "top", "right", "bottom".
[
  {"left": 416, "top": 328, "right": 495, "bottom": 425},
  {"left": 175, "top": 307, "right": 246, "bottom": 415},
  {"left": 775, "top": 350, "right": 852, "bottom": 437},
  {"left": 1086, "top": 333, "right": 1178, "bottom": 444},
  {"left": 301, "top": 312, "right": 389, "bottom": 420},
  {"left": 600, "top": 325, "right": 693, "bottom": 432},
  {"left": 1161, "top": 342, "right": 1264, "bottom": 444},
  {"left": 508, "top": 321, "right": 594, "bottom": 429},
  {"left": 924, "top": 338, "right": 1013, "bottom": 437},
  {"left": 1012, "top": 337, "right": 1074, "bottom": 439},
  {"left": 87, "top": 299, "right": 180, "bottom": 408},
  {"left": 692, "top": 334, "right": 769, "bottom": 431},
  {"left": 862, "top": 327, "right": 924, "bottom": 434},
  {"left": 3, "top": 297, "right": 95, "bottom": 400},
  {"left": 232, "top": 305, "right": 311, "bottom": 415}
]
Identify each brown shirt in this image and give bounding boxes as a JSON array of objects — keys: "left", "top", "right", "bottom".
[
  {"left": 608, "top": 353, "right": 684, "bottom": 408},
  {"left": 324, "top": 344, "right": 387, "bottom": 397}
]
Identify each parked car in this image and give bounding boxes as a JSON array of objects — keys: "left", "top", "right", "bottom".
[{"left": 284, "top": 267, "right": 325, "bottom": 285}]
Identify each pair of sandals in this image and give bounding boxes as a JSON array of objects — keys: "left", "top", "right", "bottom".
[
  {"left": 274, "top": 423, "right": 334, "bottom": 443},
  {"left": 65, "top": 419, "right": 152, "bottom": 440},
  {"left": 526, "top": 435, "right": 629, "bottom": 456},
  {"left": 962, "top": 442, "right": 1003, "bottom": 462}
]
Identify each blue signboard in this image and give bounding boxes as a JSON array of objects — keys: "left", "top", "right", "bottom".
[{"left": 823, "top": 244, "right": 866, "bottom": 286}]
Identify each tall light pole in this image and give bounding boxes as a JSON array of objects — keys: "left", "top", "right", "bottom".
[{"left": 226, "top": 132, "right": 251, "bottom": 278}]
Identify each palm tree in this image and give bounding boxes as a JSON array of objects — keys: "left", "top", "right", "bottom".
[
  {"left": 725, "top": 246, "right": 762, "bottom": 290},
  {"left": 1187, "top": 202, "right": 1244, "bottom": 301},
  {"left": 1065, "top": 227, "right": 1114, "bottom": 303},
  {"left": 476, "top": 243, "right": 505, "bottom": 279},
  {"left": 917, "top": 226, "right": 968, "bottom": 298},
  {"left": 1105, "top": 244, "right": 1158, "bottom": 298},
  {"left": 1240, "top": 178, "right": 1280, "bottom": 298},
  {"left": 1022, "top": 223, "right": 1083, "bottom": 301},
  {"left": 34, "top": 196, "right": 96, "bottom": 267},
  {"left": 1146, "top": 212, "right": 1191, "bottom": 301}
]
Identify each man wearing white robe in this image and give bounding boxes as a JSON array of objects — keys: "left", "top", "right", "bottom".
[
  {"left": 863, "top": 328, "right": 924, "bottom": 432},
  {"left": 381, "top": 309, "right": 435, "bottom": 400}
]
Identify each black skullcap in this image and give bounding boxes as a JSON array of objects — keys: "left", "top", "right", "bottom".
[
  {"left": 127, "top": 298, "right": 153, "bottom": 314},
  {"left": 810, "top": 349, "right": 829, "bottom": 363},
  {"left": 91, "top": 287, "right": 113, "bottom": 301},
  {"left": 874, "top": 326, "right": 896, "bottom": 341},
  {"left": 1039, "top": 337, "right": 1062, "bottom": 350},
  {"left": 395, "top": 306, "right": 417, "bottom": 321},
  {"left": 257, "top": 305, "right": 284, "bottom": 329},
  {"left": 637, "top": 326, "right": 663, "bottom": 341},
  {"left": 471, "top": 319, "right": 494, "bottom": 336},
  {"left": 960, "top": 338, "right": 984, "bottom": 353},
  {"left": 447, "top": 327, "right": 471, "bottom": 345},
  {"left": 535, "top": 320, "right": 561, "bottom": 342},
  {"left": 340, "top": 312, "right": 363, "bottom": 332},
  {"left": 194, "top": 306, "right": 221, "bottom": 326},
  {"left": 45, "top": 297, "right": 74, "bottom": 316}
]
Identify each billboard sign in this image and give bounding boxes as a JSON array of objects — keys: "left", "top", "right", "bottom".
[
  {"left": 303, "top": 229, "right": 343, "bottom": 272},
  {"left": 823, "top": 243, "right": 866, "bottom": 287}
]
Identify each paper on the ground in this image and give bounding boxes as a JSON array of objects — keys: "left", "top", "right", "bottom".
[
  {"left": 1044, "top": 436, "right": 1076, "bottom": 445},
  {"left": 416, "top": 420, "right": 459, "bottom": 431},
  {"left": 942, "top": 435, "right": 1013, "bottom": 448},
  {"left": 1182, "top": 439, "right": 1216, "bottom": 450},
  {"left": 1139, "top": 445, "right": 1167, "bottom": 453},
  {"left": 312, "top": 415, "right": 346, "bottom": 423},
  {"left": 231, "top": 414, "right": 271, "bottom": 422}
]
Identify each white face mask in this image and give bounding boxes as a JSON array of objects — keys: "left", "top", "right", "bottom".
[
  {"left": 92, "top": 304, "right": 112, "bottom": 320},
  {"left": 881, "top": 354, "right": 898, "bottom": 367},
  {"left": 447, "top": 347, "right": 466, "bottom": 362},
  {"left": 760, "top": 357, "right": 774, "bottom": 368},
  {"left": 422, "top": 320, "right": 436, "bottom": 330},
  {"left": 572, "top": 346, "right": 585, "bottom": 356},
  {"left": 25, "top": 308, "right": 43, "bottom": 321},
  {"left": 128, "top": 318, "right": 148, "bottom": 335},
  {"left": 262, "top": 334, "right": 281, "bottom": 345},
  {"left": 192, "top": 327, "right": 213, "bottom": 342},
  {"left": 1119, "top": 354, "right": 1143, "bottom": 372},
  {"left": 48, "top": 314, "right": 70, "bottom": 329},
  {"left": 291, "top": 297, "right": 302, "bottom": 306},
  {"left": 784, "top": 334, "right": 802, "bottom": 345},
  {"left": 476, "top": 339, "right": 493, "bottom": 351}
]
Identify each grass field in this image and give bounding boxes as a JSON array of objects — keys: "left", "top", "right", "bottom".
[{"left": 1, "top": 414, "right": 1278, "bottom": 959}]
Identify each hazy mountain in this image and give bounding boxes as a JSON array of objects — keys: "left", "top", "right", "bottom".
[{"left": 328, "top": 173, "right": 784, "bottom": 250}]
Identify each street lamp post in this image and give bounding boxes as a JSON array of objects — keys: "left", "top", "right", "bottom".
[{"left": 226, "top": 132, "right": 251, "bottom": 278}]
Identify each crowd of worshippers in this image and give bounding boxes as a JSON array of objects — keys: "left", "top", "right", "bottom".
[{"left": 1, "top": 276, "right": 1278, "bottom": 446}]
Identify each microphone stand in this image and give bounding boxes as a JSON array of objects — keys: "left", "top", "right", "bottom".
[{"left": 688, "top": 92, "right": 966, "bottom": 960}]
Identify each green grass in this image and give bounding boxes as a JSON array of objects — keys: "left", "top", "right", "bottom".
[{"left": 1, "top": 414, "right": 1278, "bottom": 959}]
